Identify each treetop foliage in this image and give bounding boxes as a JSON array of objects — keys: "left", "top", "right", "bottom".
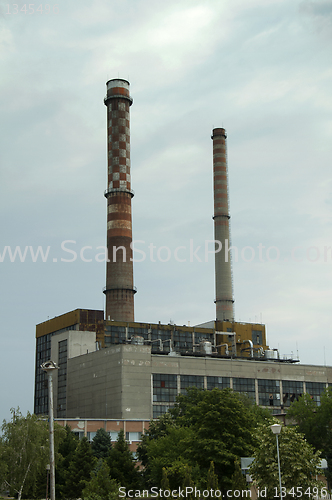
[
  {"left": 0, "top": 408, "right": 65, "bottom": 500},
  {"left": 91, "top": 427, "right": 112, "bottom": 459},
  {"left": 250, "top": 423, "right": 324, "bottom": 500},
  {"left": 137, "top": 387, "right": 271, "bottom": 492},
  {"left": 287, "top": 388, "right": 332, "bottom": 484},
  {"left": 3, "top": 387, "right": 330, "bottom": 499},
  {"left": 107, "top": 429, "right": 141, "bottom": 490},
  {"left": 82, "top": 459, "right": 119, "bottom": 500},
  {"left": 63, "top": 436, "right": 96, "bottom": 499}
]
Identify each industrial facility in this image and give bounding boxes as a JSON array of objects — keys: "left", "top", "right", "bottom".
[{"left": 34, "top": 79, "right": 332, "bottom": 441}]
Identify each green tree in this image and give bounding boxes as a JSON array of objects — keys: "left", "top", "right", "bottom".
[
  {"left": 229, "top": 459, "right": 247, "bottom": 493},
  {"left": 137, "top": 413, "right": 174, "bottom": 471},
  {"left": 27, "top": 421, "right": 66, "bottom": 499},
  {"left": 139, "top": 425, "right": 194, "bottom": 488},
  {"left": 288, "top": 388, "right": 332, "bottom": 484},
  {"left": 174, "top": 388, "right": 257, "bottom": 489},
  {"left": 56, "top": 425, "right": 79, "bottom": 498},
  {"left": 138, "top": 388, "right": 264, "bottom": 492},
  {"left": 0, "top": 408, "right": 49, "bottom": 500},
  {"left": 249, "top": 423, "right": 324, "bottom": 500},
  {"left": 82, "top": 459, "right": 119, "bottom": 500},
  {"left": 164, "top": 461, "right": 200, "bottom": 491},
  {"left": 0, "top": 438, "right": 8, "bottom": 493},
  {"left": 91, "top": 428, "right": 112, "bottom": 459},
  {"left": 160, "top": 467, "right": 170, "bottom": 492},
  {"left": 182, "top": 466, "right": 195, "bottom": 500},
  {"left": 107, "top": 429, "right": 141, "bottom": 489},
  {"left": 206, "top": 461, "right": 219, "bottom": 490},
  {"left": 63, "top": 437, "right": 96, "bottom": 499},
  {"left": 287, "top": 393, "right": 320, "bottom": 445}
]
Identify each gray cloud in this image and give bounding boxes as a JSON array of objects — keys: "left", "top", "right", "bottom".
[{"left": 1, "top": 0, "right": 332, "bottom": 423}]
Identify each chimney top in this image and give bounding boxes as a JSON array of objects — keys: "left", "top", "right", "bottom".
[{"left": 211, "top": 128, "right": 227, "bottom": 139}]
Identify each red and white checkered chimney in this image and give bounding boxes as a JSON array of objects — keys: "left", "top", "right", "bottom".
[{"left": 103, "top": 79, "right": 136, "bottom": 321}]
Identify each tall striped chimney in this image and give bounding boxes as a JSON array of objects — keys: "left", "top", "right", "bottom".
[
  {"left": 103, "top": 79, "right": 136, "bottom": 321},
  {"left": 212, "top": 128, "right": 234, "bottom": 322}
]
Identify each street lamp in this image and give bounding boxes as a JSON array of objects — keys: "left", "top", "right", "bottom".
[
  {"left": 41, "top": 361, "right": 59, "bottom": 500},
  {"left": 271, "top": 423, "right": 282, "bottom": 499}
]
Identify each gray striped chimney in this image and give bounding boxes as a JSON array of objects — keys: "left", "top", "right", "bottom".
[{"left": 212, "top": 128, "right": 234, "bottom": 322}]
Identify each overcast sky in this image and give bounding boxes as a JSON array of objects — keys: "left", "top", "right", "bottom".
[{"left": 1, "top": 0, "right": 332, "bottom": 424}]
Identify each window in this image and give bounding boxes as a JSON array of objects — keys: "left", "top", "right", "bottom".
[
  {"left": 282, "top": 381, "right": 303, "bottom": 407},
  {"left": 153, "top": 405, "right": 172, "bottom": 418},
  {"left": 34, "top": 332, "right": 54, "bottom": 415},
  {"left": 104, "top": 325, "right": 127, "bottom": 345},
  {"left": 233, "top": 378, "right": 255, "bottom": 401},
  {"left": 252, "top": 330, "right": 262, "bottom": 345},
  {"left": 153, "top": 374, "right": 177, "bottom": 402},
  {"left": 194, "top": 332, "right": 214, "bottom": 345},
  {"left": 306, "top": 382, "right": 326, "bottom": 406},
  {"left": 125, "top": 432, "right": 142, "bottom": 442},
  {"left": 207, "top": 376, "right": 230, "bottom": 390},
  {"left": 150, "top": 330, "right": 172, "bottom": 351},
  {"left": 73, "top": 431, "right": 84, "bottom": 440},
  {"left": 87, "top": 431, "right": 97, "bottom": 442},
  {"left": 180, "top": 375, "right": 204, "bottom": 394},
  {"left": 109, "top": 431, "right": 120, "bottom": 441},
  {"left": 173, "top": 330, "right": 194, "bottom": 352},
  {"left": 57, "top": 339, "right": 67, "bottom": 417},
  {"left": 258, "top": 379, "right": 280, "bottom": 407}
]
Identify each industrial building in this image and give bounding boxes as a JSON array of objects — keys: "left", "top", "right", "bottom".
[{"left": 34, "top": 79, "right": 332, "bottom": 438}]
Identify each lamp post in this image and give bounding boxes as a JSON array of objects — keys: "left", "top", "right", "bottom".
[
  {"left": 41, "top": 361, "right": 58, "bottom": 500},
  {"left": 271, "top": 423, "right": 282, "bottom": 498}
]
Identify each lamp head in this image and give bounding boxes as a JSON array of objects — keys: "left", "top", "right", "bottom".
[
  {"left": 41, "top": 360, "right": 58, "bottom": 372},
  {"left": 270, "top": 423, "right": 282, "bottom": 435}
]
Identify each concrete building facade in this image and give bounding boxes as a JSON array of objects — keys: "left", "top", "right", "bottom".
[{"left": 35, "top": 309, "right": 332, "bottom": 425}]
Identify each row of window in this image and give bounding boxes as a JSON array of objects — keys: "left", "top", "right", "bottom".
[
  {"left": 103, "top": 326, "right": 215, "bottom": 352},
  {"left": 57, "top": 340, "right": 68, "bottom": 418},
  {"left": 86, "top": 431, "right": 142, "bottom": 442},
  {"left": 152, "top": 374, "right": 327, "bottom": 408},
  {"left": 34, "top": 333, "right": 54, "bottom": 415}
]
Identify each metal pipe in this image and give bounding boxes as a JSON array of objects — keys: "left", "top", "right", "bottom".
[
  {"left": 242, "top": 339, "right": 254, "bottom": 357},
  {"left": 216, "top": 343, "right": 229, "bottom": 355},
  {"left": 149, "top": 339, "right": 163, "bottom": 350},
  {"left": 271, "top": 424, "right": 282, "bottom": 498},
  {"left": 276, "top": 433, "right": 282, "bottom": 497},
  {"left": 48, "top": 373, "right": 55, "bottom": 500},
  {"left": 41, "top": 361, "right": 58, "bottom": 500}
]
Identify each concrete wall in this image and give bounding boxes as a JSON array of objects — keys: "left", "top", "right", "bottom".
[
  {"left": 62, "top": 344, "right": 332, "bottom": 420},
  {"left": 152, "top": 354, "right": 332, "bottom": 382},
  {"left": 66, "top": 344, "right": 152, "bottom": 420},
  {"left": 51, "top": 330, "right": 97, "bottom": 415},
  {"left": 51, "top": 330, "right": 97, "bottom": 363}
]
